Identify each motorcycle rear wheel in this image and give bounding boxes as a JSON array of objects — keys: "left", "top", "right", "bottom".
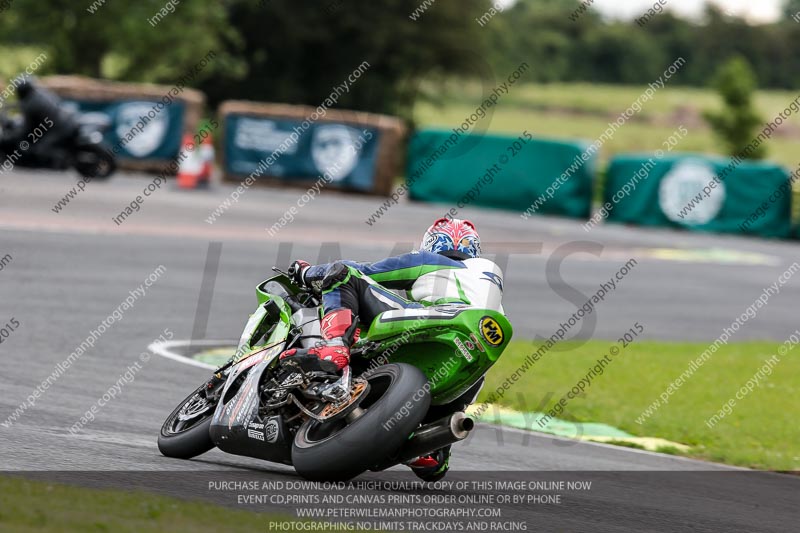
[{"left": 292, "top": 363, "right": 431, "bottom": 481}]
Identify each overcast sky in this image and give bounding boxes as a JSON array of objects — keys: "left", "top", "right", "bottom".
[
  {"left": 497, "top": 0, "right": 785, "bottom": 23},
  {"left": 593, "top": 0, "right": 783, "bottom": 23}
]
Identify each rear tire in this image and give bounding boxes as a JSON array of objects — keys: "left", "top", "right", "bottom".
[
  {"left": 292, "top": 363, "right": 430, "bottom": 481},
  {"left": 158, "top": 385, "right": 216, "bottom": 459}
]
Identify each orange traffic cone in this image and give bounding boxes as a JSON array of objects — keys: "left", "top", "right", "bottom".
[
  {"left": 198, "top": 134, "right": 215, "bottom": 185},
  {"left": 176, "top": 134, "right": 204, "bottom": 189}
]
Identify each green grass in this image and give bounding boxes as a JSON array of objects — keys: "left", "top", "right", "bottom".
[
  {"left": 0, "top": 476, "right": 335, "bottom": 533},
  {"left": 481, "top": 81, "right": 798, "bottom": 120},
  {"left": 414, "top": 81, "right": 800, "bottom": 170},
  {"left": 478, "top": 339, "right": 800, "bottom": 471}
]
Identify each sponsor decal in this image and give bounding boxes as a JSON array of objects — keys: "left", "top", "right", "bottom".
[
  {"left": 658, "top": 160, "right": 725, "bottom": 225},
  {"left": 321, "top": 313, "right": 335, "bottom": 332},
  {"left": 431, "top": 304, "right": 467, "bottom": 314},
  {"left": 378, "top": 307, "right": 465, "bottom": 322},
  {"left": 233, "top": 344, "right": 281, "bottom": 373},
  {"left": 454, "top": 337, "right": 474, "bottom": 362},
  {"left": 234, "top": 118, "right": 299, "bottom": 154},
  {"left": 480, "top": 271, "right": 504, "bottom": 291},
  {"left": 115, "top": 102, "right": 169, "bottom": 157},
  {"left": 469, "top": 333, "right": 486, "bottom": 352},
  {"left": 235, "top": 350, "right": 267, "bottom": 372},
  {"left": 227, "top": 380, "right": 256, "bottom": 429},
  {"left": 247, "top": 428, "right": 265, "bottom": 441},
  {"left": 265, "top": 418, "right": 280, "bottom": 443},
  {"left": 311, "top": 124, "right": 361, "bottom": 181},
  {"left": 479, "top": 316, "right": 504, "bottom": 346},
  {"left": 248, "top": 422, "right": 264, "bottom": 430}
]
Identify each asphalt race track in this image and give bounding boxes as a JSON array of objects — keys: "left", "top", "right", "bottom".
[{"left": 1, "top": 170, "right": 798, "bottom": 531}]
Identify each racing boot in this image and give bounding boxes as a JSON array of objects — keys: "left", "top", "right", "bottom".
[
  {"left": 408, "top": 445, "right": 451, "bottom": 482},
  {"left": 279, "top": 309, "right": 354, "bottom": 371}
]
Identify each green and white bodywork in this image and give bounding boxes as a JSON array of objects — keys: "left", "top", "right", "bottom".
[{"left": 236, "top": 274, "right": 512, "bottom": 405}]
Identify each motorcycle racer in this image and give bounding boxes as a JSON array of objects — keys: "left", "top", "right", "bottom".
[
  {"left": 279, "top": 217, "right": 505, "bottom": 481},
  {"left": 15, "top": 77, "right": 78, "bottom": 167}
]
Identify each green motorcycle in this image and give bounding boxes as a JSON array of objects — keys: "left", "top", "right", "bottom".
[{"left": 158, "top": 269, "right": 512, "bottom": 480}]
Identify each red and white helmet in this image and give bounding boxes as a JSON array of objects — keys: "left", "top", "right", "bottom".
[{"left": 420, "top": 218, "right": 481, "bottom": 259}]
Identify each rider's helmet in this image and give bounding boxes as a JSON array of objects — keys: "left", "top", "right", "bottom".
[
  {"left": 15, "top": 76, "right": 34, "bottom": 99},
  {"left": 420, "top": 217, "right": 481, "bottom": 259}
]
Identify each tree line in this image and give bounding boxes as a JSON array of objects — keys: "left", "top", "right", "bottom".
[{"left": 1, "top": 0, "right": 797, "bottom": 121}]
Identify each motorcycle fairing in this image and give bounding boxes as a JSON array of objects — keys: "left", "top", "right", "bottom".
[
  {"left": 208, "top": 291, "right": 296, "bottom": 464},
  {"left": 353, "top": 304, "right": 513, "bottom": 405},
  {"left": 209, "top": 344, "right": 294, "bottom": 464}
]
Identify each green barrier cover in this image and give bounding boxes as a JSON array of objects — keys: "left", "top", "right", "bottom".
[
  {"left": 604, "top": 154, "right": 792, "bottom": 238},
  {"left": 406, "top": 129, "right": 594, "bottom": 218},
  {"left": 66, "top": 99, "right": 185, "bottom": 160}
]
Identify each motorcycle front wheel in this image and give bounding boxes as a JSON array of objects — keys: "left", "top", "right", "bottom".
[
  {"left": 74, "top": 144, "right": 116, "bottom": 179},
  {"left": 158, "top": 383, "right": 217, "bottom": 459}
]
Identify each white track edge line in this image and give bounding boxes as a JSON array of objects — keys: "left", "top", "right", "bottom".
[{"left": 148, "top": 339, "right": 237, "bottom": 370}]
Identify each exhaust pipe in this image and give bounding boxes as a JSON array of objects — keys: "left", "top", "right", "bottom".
[{"left": 391, "top": 412, "right": 474, "bottom": 466}]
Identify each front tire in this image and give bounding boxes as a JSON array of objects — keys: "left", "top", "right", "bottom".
[
  {"left": 292, "top": 363, "right": 431, "bottom": 481},
  {"left": 158, "top": 384, "right": 217, "bottom": 459},
  {"left": 74, "top": 143, "right": 116, "bottom": 179}
]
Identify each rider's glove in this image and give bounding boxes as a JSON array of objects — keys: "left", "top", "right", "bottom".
[{"left": 288, "top": 260, "right": 311, "bottom": 288}]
